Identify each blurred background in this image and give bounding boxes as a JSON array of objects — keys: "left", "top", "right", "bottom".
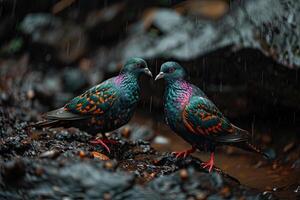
[{"left": 0, "top": 0, "right": 299, "bottom": 198}]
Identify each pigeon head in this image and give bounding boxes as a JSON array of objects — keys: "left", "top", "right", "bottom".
[
  {"left": 121, "top": 57, "right": 152, "bottom": 77},
  {"left": 155, "top": 62, "right": 186, "bottom": 81}
]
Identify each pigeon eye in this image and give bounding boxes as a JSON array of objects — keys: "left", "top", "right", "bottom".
[{"left": 168, "top": 68, "right": 175, "bottom": 73}]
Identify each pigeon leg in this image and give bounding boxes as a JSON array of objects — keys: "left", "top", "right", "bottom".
[
  {"left": 101, "top": 138, "right": 118, "bottom": 145},
  {"left": 90, "top": 135, "right": 117, "bottom": 153},
  {"left": 201, "top": 152, "right": 215, "bottom": 172},
  {"left": 172, "top": 145, "right": 196, "bottom": 158}
]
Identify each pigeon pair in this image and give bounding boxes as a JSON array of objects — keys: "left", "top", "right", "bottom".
[{"left": 37, "top": 58, "right": 267, "bottom": 172}]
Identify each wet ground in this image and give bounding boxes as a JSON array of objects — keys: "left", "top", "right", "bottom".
[
  {"left": 1, "top": 106, "right": 299, "bottom": 199},
  {"left": 0, "top": 56, "right": 299, "bottom": 199},
  {"left": 144, "top": 115, "right": 300, "bottom": 199},
  {"left": 0, "top": 106, "right": 269, "bottom": 200}
]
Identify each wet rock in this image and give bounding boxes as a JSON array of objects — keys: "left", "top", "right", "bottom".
[
  {"left": 119, "top": 124, "right": 155, "bottom": 141},
  {"left": 62, "top": 68, "right": 88, "bottom": 93},
  {"left": 20, "top": 13, "right": 87, "bottom": 64},
  {"left": 8, "top": 160, "right": 135, "bottom": 199},
  {"left": 146, "top": 167, "right": 261, "bottom": 200},
  {"left": 33, "top": 74, "right": 63, "bottom": 105},
  {"left": 1, "top": 159, "right": 26, "bottom": 184},
  {"left": 121, "top": 0, "right": 300, "bottom": 68},
  {"left": 105, "top": 1, "right": 300, "bottom": 117},
  {"left": 20, "top": 13, "right": 61, "bottom": 42},
  {"left": 144, "top": 9, "right": 183, "bottom": 33}
]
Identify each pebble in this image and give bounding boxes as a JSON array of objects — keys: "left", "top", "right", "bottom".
[
  {"left": 78, "top": 150, "right": 86, "bottom": 158},
  {"left": 103, "top": 192, "right": 112, "bottom": 200},
  {"left": 195, "top": 192, "right": 207, "bottom": 200},
  {"left": 179, "top": 169, "right": 189, "bottom": 181},
  {"left": 104, "top": 161, "right": 114, "bottom": 169},
  {"left": 40, "top": 150, "right": 60, "bottom": 159},
  {"left": 26, "top": 89, "right": 35, "bottom": 99},
  {"left": 153, "top": 136, "right": 169, "bottom": 145},
  {"left": 121, "top": 126, "right": 131, "bottom": 138}
]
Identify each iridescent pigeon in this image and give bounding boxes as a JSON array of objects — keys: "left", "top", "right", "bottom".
[
  {"left": 36, "top": 58, "right": 152, "bottom": 153},
  {"left": 155, "top": 62, "right": 268, "bottom": 172}
]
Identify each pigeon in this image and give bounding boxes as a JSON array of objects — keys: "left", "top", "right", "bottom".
[
  {"left": 155, "top": 61, "right": 268, "bottom": 172},
  {"left": 36, "top": 57, "right": 152, "bottom": 153}
]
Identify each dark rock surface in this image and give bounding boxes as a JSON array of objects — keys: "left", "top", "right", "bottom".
[
  {"left": 0, "top": 91, "right": 273, "bottom": 199},
  {"left": 121, "top": 0, "right": 300, "bottom": 68},
  {"left": 0, "top": 136, "right": 272, "bottom": 200},
  {"left": 20, "top": 13, "right": 87, "bottom": 64}
]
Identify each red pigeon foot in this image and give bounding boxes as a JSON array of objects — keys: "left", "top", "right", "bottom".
[
  {"left": 90, "top": 139, "right": 118, "bottom": 153},
  {"left": 172, "top": 145, "right": 196, "bottom": 158},
  {"left": 201, "top": 152, "right": 215, "bottom": 173}
]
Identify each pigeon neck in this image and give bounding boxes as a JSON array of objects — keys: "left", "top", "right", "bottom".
[
  {"left": 117, "top": 73, "right": 139, "bottom": 90},
  {"left": 166, "top": 79, "right": 187, "bottom": 90},
  {"left": 165, "top": 77, "right": 184, "bottom": 85},
  {"left": 166, "top": 79, "right": 192, "bottom": 108}
]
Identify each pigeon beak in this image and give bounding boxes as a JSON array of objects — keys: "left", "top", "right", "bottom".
[
  {"left": 155, "top": 72, "right": 165, "bottom": 81},
  {"left": 144, "top": 68, "right": 153, "bottom": 77}
]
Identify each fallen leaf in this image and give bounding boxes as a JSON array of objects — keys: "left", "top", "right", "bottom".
[{"left": 92, "top": 151, "right": 110, "bottom": 160}]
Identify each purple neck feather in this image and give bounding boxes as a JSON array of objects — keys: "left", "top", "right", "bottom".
[
  {"left": 172, "top": 80, "right": 192, "bottom": 108},
  {"left": 115, "top": 74, "right": 125, "bottom": 86},
  {"left": 178, "top": 81, "right": 192, "bottom": 106}
]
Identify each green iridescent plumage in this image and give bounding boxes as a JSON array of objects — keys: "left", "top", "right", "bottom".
[
  {"left": 156, "top": 61, "right": 268, "bottom": 172},
  {"left": 65, "top": 81, "right": 117, "bottom": 115},
  {"left": 37, "top": 58, "right": 152, "bottom": 136},
  {"left": 183, "top": 96, "right": 239, "bottom": 140}
]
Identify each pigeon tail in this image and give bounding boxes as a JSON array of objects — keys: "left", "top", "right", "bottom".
[
  {"left": 227, "top": 125, "right": 269, "bottom": 159},
  {"left": 34, "top": 119, "right": 61, "bottom": 128},
  {"left": 213, "top": 124, "right": 249, "bottom": 143},
  {"left": 234, "top": 140, "right": 269, "bottom": 159}
]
